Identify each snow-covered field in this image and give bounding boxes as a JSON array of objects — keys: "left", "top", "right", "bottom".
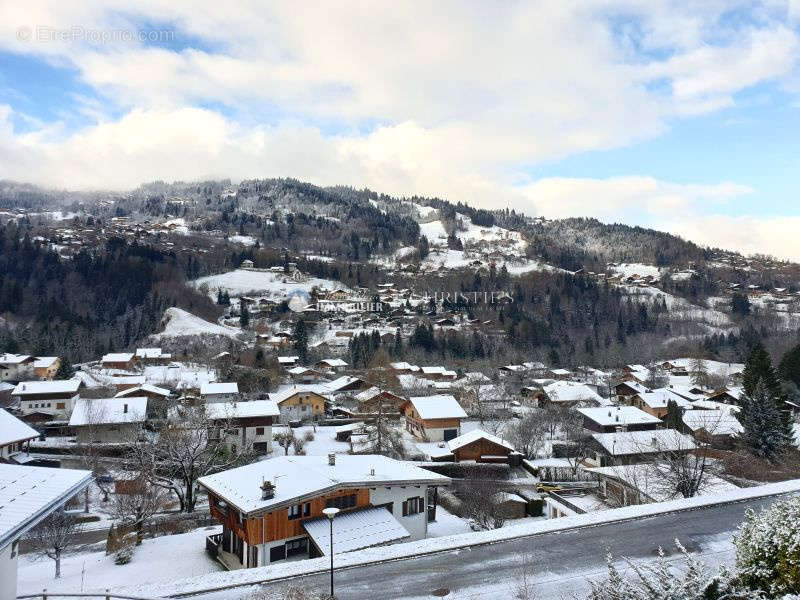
[
  {"left": 191, "top": 269, "right": 343, "bottom": 298},
  {"left": 152, "top": 307, "right": 243, "bottom": 339},
  {"left": 143, "top": 362, "right": 218, "bottom": 388},
  {"left": 619, "top": 285, "right": 732, "bottom": 332},
  {"left": 610, "top": 263, "right": 661, "bottom": 279},
  {"left": 228, "top": 234, "right": 257, "bottom": 246},
  {"left": 17, "top": 526, "right": 223, "bottom": 595},
  {"left": 419, "top": 220, "right": 448, "bottom": 243}
]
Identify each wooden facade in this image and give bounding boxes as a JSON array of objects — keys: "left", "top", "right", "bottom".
[
  {"left": 452, "top": 437, "right": 513, "bottom": 462},
  {"left": 208, "top": 486, "right": 371, "bottom": 546}
]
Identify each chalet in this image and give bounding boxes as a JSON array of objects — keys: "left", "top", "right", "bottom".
[
  {"left": 314, "top": 358, "right": 349, "bottom": 373},
  {"left": 32, "top": 357, "right": 60, "bottom": 380},
  {"left": 0, "top": 354, "right": 35, "bottom": 382},
  {"left": 324, "top": 375, "right": 367, "bottom": 394},
  {"left": 577, "top": 406, "right": 662, "bottom": 433},
  {"left": 200, "top": 382, "right": 240, "bottom": 403},
  {"left": 69, "top": 397, "right": 148, "bottom": 444},
  {"left": 277, "top": 356, "right": 300, "bottom": 368},
  {"left": 202, "top": 400, "right": 280, "bottom": 455},
  {"left": 705, "top": 388, "right": 742, "bottom": 405},
  {"left": 390, "top": 362, "right": 420, "bottom": 374},
  {"left": 199, "top": 454, "right": 449, "bottom": 569},
  {"left": 270, "top": 388, "right": 328, "bottom": 423},
  {"left": 536, "top": 381, "right": 607, "bottom": 408},
  {"left": 135, "top": 348, "right": 172, "bottom": 365},
  {"left": 447, "top": 429, "right": 514, "bottom": 463},
  {"left": 614, "top": 380, "right": 650, "bottom": 402},
  {"left": 354, "top": 387, "right": 406, "bottom": 413},
  {"left": 621, "top": 364, "right": 650, "bottom": 385},
  {"left": 401, "top": 395, "right": 467, "bottom": 441},
  {"left": 0, "top": 465, "right": 92, "bottom": 599},
  {"left": 0, "top": 409, "right": 39, "bottom": 461},
  {"left": 287, "top": 367, "right": 329, "bottom": 384},
  {"left": 624, "top": 389, "right": 692, "bottom": 419},
  {"left": 101, "top": 352, "right": 137, "bottom": 371},
  {"left": 420, "top": 366, "right": 458, "bottom": 381},
  {"left": 548, "top": 368, "right": 572, "bottom": 381},
  {"left": 589, "top": 429, "right": 696, "bottom": 466},
  {"left": 434, "top": 318, "right": 456, "bottom": 327},
  {"left": 681, "top": 409, "right": 742, "bottom": 448},
  {"left": 112, "top": 375, "right": 146, "bottom": 392},
  {"left": 12, "top": 379, "right": 83, "bottom": 419},
  {"left": 241, "top": 259, "right": 254, "bottom": 268},
  {"left": 115, "top": 383, "right": 171, "bottom": 402}
]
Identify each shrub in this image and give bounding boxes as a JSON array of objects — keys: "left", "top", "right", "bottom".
[{"left": 114, "top": 544, "right": 134, "bottom": 565}]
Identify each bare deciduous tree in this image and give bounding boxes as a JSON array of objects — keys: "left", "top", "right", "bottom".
[
  {"left": 508, "top": 411, "right": 548, "bottom": 459},
  {"left": 30, "top": 510, "right": 83, "bottom": 578},
  {"left": 111, "top": 478, "right": 168, "bottom": 545}
]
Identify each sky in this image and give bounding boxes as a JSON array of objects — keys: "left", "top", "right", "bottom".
[{"left": 1, "top": 1, "right": 800, "bottom": 259}]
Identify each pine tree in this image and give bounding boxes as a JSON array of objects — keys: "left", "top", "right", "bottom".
[
  {"left": 742, "top": 344, "right": 783, "bottom": 401},
  {"left": 293, "top": 319, "right": 308, "bottom": 362},
  {"left": 739, "top": 379, "right": 793, "bottom": 461},
  {"left": 239, "top": 305, "right": 249, "bottom": 328},
  {"left": 54, "top": 358, "right": 75, "bottom": 379},
  {"left": 778, "top": 342, "right": 800, "bottom": 388}
]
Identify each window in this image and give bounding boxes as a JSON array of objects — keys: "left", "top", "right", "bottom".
[
  {"left": 325, "top": 494, "right": 357, "bottom": 510},
  {"left": 56, "top": 402, "right": 65, "bottom": 409},
  {"left": 286, "top": 538, "right": 308, "bottom": 557},
  {"left": 288, "top": 502, "right": 310, "bottom": 520},
  {"left": 255, "top": 427, "right": 264, "bottom": 436},
  {"left": 402, "top": 497, "right": 424, "bottom": 516},
  {"left": 269, "top": 544, "right": 286, "bottom": 562}
]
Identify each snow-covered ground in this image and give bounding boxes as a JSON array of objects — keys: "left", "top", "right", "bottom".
[
  {"left": 143, "top": 363, "right": 218, "bottom": 388},
  {"left": 428, "top": 506, "right": 472, "bottom": 538},
  {"left": 270, "top": 424, "right": 351, "bottom": 457},
  {"left": 152, "top": 307, "right": 243, "bottom": 339},
  {"left": 17, "top": 526, "right": 223, "bottom": 595},
  {"left": 191, "top": 269, "right": 343, "bottom": 299},
  {"left": 619, "top": 285, "right": 733, "bottom": 333},
  {"left": 228, "top": 235, "right": 257, "bottom": 246},
  {"left": 610, "top": 263, "right": 661, "bottom": 279},
  {"left": 419, "top": 220, "right": 448, "bottom": 243}
]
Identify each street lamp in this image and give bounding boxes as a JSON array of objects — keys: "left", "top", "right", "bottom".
[{"left": 322, "top": 507, "right": 340, "bottom": 598}]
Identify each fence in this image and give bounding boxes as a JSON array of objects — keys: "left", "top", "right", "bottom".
[{"left": 18, "top": 593, "right": 160, "bottom": 600}]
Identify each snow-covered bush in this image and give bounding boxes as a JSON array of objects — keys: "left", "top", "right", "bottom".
[
  {"left": 734, "top": 496, "right": 800, "bottom": 596},
  {"left": 114, "top": 544, "right": 134, "bottom": 565}
]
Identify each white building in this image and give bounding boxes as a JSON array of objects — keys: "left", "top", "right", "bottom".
[
  {"left": 203, "top": 400, "right": 280, "bottom": 455},
  {"left": 12, "top": 379, "right": 82, "bottom": 419},
  {"left": 0, "top": 409, "right": 39, "bottom": 461},
  {"left": 0, "top": 464, "right": 92, "bottom": 599},
  {"left": 0, "top": 354, "right": 34, "bottom": 382},
  {"left": 69, "top": 397, "right": 148, "bottom": 443}
]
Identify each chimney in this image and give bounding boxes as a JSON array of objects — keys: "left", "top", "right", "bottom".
[
  {"left": 123, "top": 403, "right": 128, "bottom": 414},
  {"left": 261, "top": 479, "right": 275, "bottom": 500},
  {"left": 328, "top": 453, "right": 336, "bottom": 466},
  {"left": 370, "top": 467, "right": 375, "bottom": 476}
]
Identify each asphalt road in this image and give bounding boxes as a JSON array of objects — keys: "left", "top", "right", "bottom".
[{"left": 195, "top": 494, "right": 783, "bottom": 600}]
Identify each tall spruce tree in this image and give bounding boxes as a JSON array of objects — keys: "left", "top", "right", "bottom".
[
  {"left": 779, "top": 342, "right": 800, "bottom": 388},
  {"left": 739, "top": 379, "right": 793, "bottom": 461},
  {"left": 742, "top": 344, "right": 783, "bottom": 401},
  {"left": 293, "top": 319, "right": 308, "bottom": 362}
]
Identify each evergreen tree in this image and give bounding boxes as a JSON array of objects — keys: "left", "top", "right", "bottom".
[
  {"left": 742, "top": 344, "right": 783, "bottom": 400},
  {"left": 54, "top": 358, "right": 74, "bottom": 379},
  {"left": 739, "top": 379, "right": 793, "bottom": 461},
  {"left": 663, "top": 400, "right": 683, "bottom": 431},
  {"left": 239, "top": 305, "right": 249, "bottom": 328},
  {"left": 778, "top": 342, "right": 800, "bottom": 388},
  {"left": 293, "top": 319, "right": 308, "bottom": 362}
]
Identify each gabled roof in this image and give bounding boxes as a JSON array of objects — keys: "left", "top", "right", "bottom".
[
  {"left": 12, "top": 379, "right": 81, "bottom": 396},
  {"left": 101, "top": 352, "right": 135, "bottom": 363},
  {"left": 447, "top": 428, "right": 514, "bottom": 452},
  {"left": 33, "top": 357, "right": 59, "bottom": 369},
  {"left": 592, "top": 429, "right": 695, "bottom": 456},
  {"left": 0, "top": 464, "right": 93, "bottom": 550},
  {"left": 406, "top": 395, "right": 467, "bottom": 420},
  {"left": 198, "top": 454, "right": 449, "bottom": 515},
  {"left": 270, "top": 386, "right": 330, "bottom": 405},
  {"left": 200, "top": 382, "right": 239, "bottom": 396},
  {"left": 682, "top": 409, "right": 743, "bottom": 436},
  {"left": 69, "top": 397, "right": 148, "bottom": 426},
  {"left": 577, "top": 406, "right": 661, "bottom": 427},
  {"left": 114, "top": 383, "right": 171, "bottom": 398},
  {"left": 317, "top": 358, "right": 348, "bottom": 367},
  {"left": 0, "top": 353, "right": 33, "bottom": 366},
  {"left": 543, "top": 381, "right": 606, "bottom": 404},
  {"left": 203, "top": 400, "right": 280, "bottom": 420},
  {"left": 324, "top": 376, "right": 364, "bottom": 393},
  {"left": 0, "top": 409, "right": 39, "bottom": 446}
]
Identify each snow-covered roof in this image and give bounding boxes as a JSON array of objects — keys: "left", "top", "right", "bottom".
[
  {"left": 198, "top": 454, "right": 449, "bottom": 515},
  {"left": 0, "top": 353, "right": 32, "bottom": 365},
  {"left": 407, "top": 395, "right": 467, "bottom": 420},
  {"left": 616, "top": 380, "right": 650, "bottom": 394},
  {"left": 390, "top": 362, "right": 419, "bottom": 372},
  {"left": 637, "top": 389, "right": 693, "bottom": 410},
  {"left": 544, "top": 381, "right": 605, "bottom": 404},
  {"left": 200, "top": 382, "right": 239, "bottom": 396},
  {"left": 69, "top": 397, "right": 148, "bottom": 426},
  {"left": 324, "top": 376, "right": 363, "bottom": 393},
  {"left": 287, "top": 366, "right": 311, "bottom": 375},
  {"left": 114, "top": 383, "right": 171, "bottom": 398},
  {"left": 0, "top": 464, "right": 93, "bottom": 550},
  {"left": 550, "top": 368, "right": 572, "bottom": 376},
  {"left": 303, "top": 506, "right": 410, "bottom": 555},
  {"left": 204, "top": 400, "right": 280, "bottom": 420},
  {"left": 421, "top": 366, "right": 456, "bottom": 377},
  {"left": 0, "top": 409, "right": 39, "bottom": 446},
  {"left": 33, "top": 357, "right": 58, "bottom": 369},
  {"left": 270, "top": 386, "right": 330, "bottom": 405},
  {"left": 318, "top": 358, "right": 348, "bottom": 367},
  {"left": 101, "top": 352, "right": 135, "bottom": 363},
  {"left": 277, "top": 356, "right": 299, "bottom": 364},
  {"left": 447, "top": 429, "right": 514, "bottom": 452},
  {"left": 592, "top": 429, "right": 696, "bottom": 456},
  {"left": 682, "top": 410, "right": 743, "bottom": 436},
  {"left": 577, "top": 406, "right": 661, "bottom": 427},
  {"left": 135, "top": 348, "right": 167, "bottom": 359},
  {"left": 12, "top": 379, "right": 81, "bottom": 396}
]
